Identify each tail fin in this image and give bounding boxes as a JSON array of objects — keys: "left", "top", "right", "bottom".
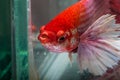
[
  {"left": 110, "top": 0, "right": 120, "bottom": 23},
  {"left": 77, "top": 14, "right": 120, "bottom": 75}
]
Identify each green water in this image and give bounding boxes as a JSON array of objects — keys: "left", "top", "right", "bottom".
[{"left": 0, "top": 0, "right": 12, "bottom": 80}]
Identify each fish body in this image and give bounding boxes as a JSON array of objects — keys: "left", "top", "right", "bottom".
[
  {"left": 38, "top": 0, "right": 115, "bottom": 52},
  {"left": 38, "top": 1, "right": 86, "bottom": 52},
  {"left": 38, "top": 0, "right": 120, "bottom": 75}
]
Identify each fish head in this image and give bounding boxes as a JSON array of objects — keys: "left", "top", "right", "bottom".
[{"left": 38, "top": 25, "right": 79, "bottom": 53}]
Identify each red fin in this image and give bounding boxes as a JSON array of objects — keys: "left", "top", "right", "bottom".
[{"left": 109, "top": 0, "right": 120, "bottom": 23}]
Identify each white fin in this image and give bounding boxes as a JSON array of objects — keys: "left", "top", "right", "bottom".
[{"left": 77, "top": 14, "right": 120, "bottom": 75}]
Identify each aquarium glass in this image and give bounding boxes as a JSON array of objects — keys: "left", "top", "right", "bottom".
[{"left": 13, "top": 0, "right": 29, "bottom": 80}]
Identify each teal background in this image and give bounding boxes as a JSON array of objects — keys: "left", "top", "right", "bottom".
[{"left": 0, "top": 0, "right": 12, "bottom": 80}]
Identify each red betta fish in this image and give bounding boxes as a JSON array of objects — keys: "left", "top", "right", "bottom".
[{"left": 38, "top": 0, "right": 120, "bottom": 75}]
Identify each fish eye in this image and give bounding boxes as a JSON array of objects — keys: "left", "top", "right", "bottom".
[{"left": 58, "top": 36, "right": 66, "bottom": 43}]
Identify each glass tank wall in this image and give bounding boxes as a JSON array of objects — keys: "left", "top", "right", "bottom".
[{"left": 13, "top": 0, "right": 29, "bottom": 80}]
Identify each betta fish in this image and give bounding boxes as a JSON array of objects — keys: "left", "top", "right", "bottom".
[{"left": 38, "top": 0, "right": 120, "bottom": 75}]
